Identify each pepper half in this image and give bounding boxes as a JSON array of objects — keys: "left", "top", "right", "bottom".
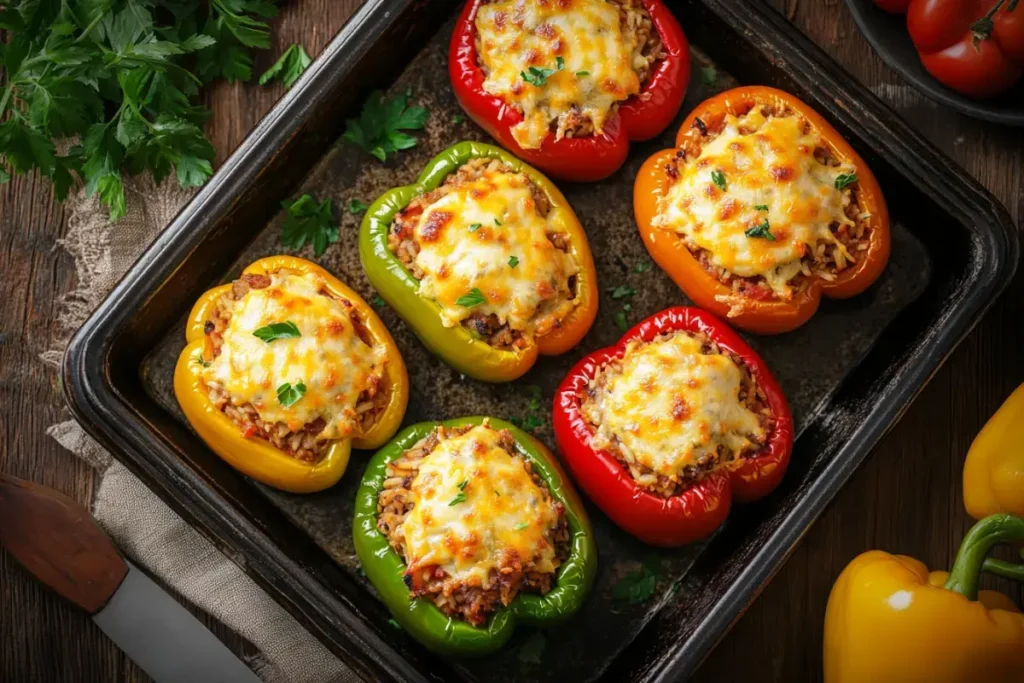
[
  {"left": 359, "top": 141, "right": 598, "bottom": 382},
  {"left": 352, "top": 416, "right": 597, "bottom": 656},
  {"left": 174, "top": 256, "right": 409, "bottom": 493},
  {"left": 964, "top": 382, "right": 1024, "bottom": 519},
  {"left": 448, "top": 0, "right": 689, "bottom": 182},
  {"left": 552, "top": 307, "right": 793, "bottom": 546},
  {"left": 634, "top": 86, "right": 891, "bottom": 334},
  {"left": 824, "top": 514, "right": 1024, "bottom": 683}
]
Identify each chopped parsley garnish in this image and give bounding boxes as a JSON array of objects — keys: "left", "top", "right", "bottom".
[
  {"left": 613, "top": 310, "right": 629, "bottom": 332},
  {"left": 456, "top": 288, "right": 486, "bottom": 307},
  {"left": 526, "top": 384, "right": 543, "bottom": 411},
  {"left": 372, "top": 294, "right": 386, "bottom": 308},
  {"left": 253, "top": 321, "right": 301, "bottom": 343},
  {"left": 514, "top": 522, "right": 529, "bottom": 530},
  {"left": 192, "top": 353, "right": 211, "bottom": 368},
  {"left": 343, "top": 90, "right": 429, "bottom": 162},
  {"left": 511, "top": 385, "right": 547, "bottom": 433},
  {"left": 387, "top": 618, "right": 402, "bottom": 630},
  {"left": 448, "top": 492, "right": 467, "bottom": 506},
  {"left": 349, "top": 199, "right": 370, "bottom": 214},
  {"left": 711, "top": 170, "right": 727, "bottom": 191},
  {"left": 259, "top": 44, "right": 313, "bottom": 89},
  {"left": 280, "top": 195, "right": 339, "bottom": 256},
  {"left": 575, "top": 70, "right": 590, "bottom": 77},
  {"left": 633, "top": 261, "right": 653, "bottom": 273},
  {"left": 468, "top": 223, "right": 482, "bottom": 232},
  {"left": 458, "top": 479, "right": 469, "bottom": 490},
  {"left": 612, "top": 562, "right": 659, "bottom": 604},
  {"left": 607, "top": 285, "right": 637, "bottom": 300},
  {"left": 276, "top": 381, "right": 307, "bottom": 407},
  {"left": 509, "top": 255, "right": 520, "bottom": 268},
  {"left": 700, "top": 65, "right": 718, "bottom": 87},
  {"left": 622, "top": 302, "right": 632, "bottom": 312},
  {"left": 494, "top": 489, "right": 501, "bottom": 496},
  {"left": 518, "top": 632, "right": 546, "bottom": 666},
  {"left": 521, "top": 66, "right": 556, "bottom": 86},
  {"left": 556, "top": 56, "right": 565, "bottom": 70},
  {"left": 494, "top": 217, "right": 502, "bottom": 226},
  {"left": 754, "top": 204, "right": 769, "bottom": 212},
  {"left": 835, "top": 173, "right": 858, "bottom": 190},
  {"left": 453, "top": 113, "right": 464, "bottom": 125},
  {"left": 745, "top": 219, "right": 775, "bottom": 240}
]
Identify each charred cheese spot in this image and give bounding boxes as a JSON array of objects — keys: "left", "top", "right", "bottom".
[
  {"left": 475, "top": 0, "right": 646, "bottom": 149},
  {"left": 588, "top": 333, "right": 764, "bottom": 482},
  {"left": 653, "top": 109, "right": 856, "bottom": 298},
  {"left": 203, "top": 271, "right": 385, "bottom": 439},
  {"left": 412, "top": 168, "right": 578, "bottom": 338},
  {"left": 401, "top": 425, "right": 561, "bottom": 585}
]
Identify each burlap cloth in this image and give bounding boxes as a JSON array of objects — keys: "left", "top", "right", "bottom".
[{"left": 40, "top": 175, "right": 356, "bottom": 683}]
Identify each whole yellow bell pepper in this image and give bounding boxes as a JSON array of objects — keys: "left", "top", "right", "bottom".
[
  {"left": 824, "top": 514, "right": 1024, "bottom": 683},
  {"left": 174, "top": 256, "right": 408, "bottom": 493},
  {"left": 964, "top": 382, "right": 1024, "bottom": 519}
]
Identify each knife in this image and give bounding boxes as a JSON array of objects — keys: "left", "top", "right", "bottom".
[{"left": 0, "top": 473, "right": 261, "bottom": 683}]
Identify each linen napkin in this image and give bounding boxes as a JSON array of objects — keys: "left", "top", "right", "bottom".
[{"left": 40, "top": 174, "right": 356, "bottom": 683}]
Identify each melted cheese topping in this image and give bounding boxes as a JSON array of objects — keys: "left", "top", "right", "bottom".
[
  {"left": 413, "top": 168, "right": 578, "bottom": 338},
  {"left": 589, "top": 333, "right": 765, "bottom": 482},
  {"left": 476, "top": 0, "right": 645, "bottom": 149},
  {"left": 653, "top": 109, "right": 856, "bottom": 298},
  {"left": 204, "top": 271, "right": 386, "bottom": 440},
  {"left": 401, "top": 425, "right": 561, "bottom": 586}
]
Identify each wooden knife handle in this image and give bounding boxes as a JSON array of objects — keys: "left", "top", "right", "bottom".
[{"left": 0, "top": 473, "right": 127, "bottom": 614}]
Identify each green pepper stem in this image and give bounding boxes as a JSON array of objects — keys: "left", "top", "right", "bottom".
[
  {"left": 982, "top": 558, "right": 1024, "bottom": 582},
  {"left": 944, "top": 514, "right": 1024, "bottom": 600}
]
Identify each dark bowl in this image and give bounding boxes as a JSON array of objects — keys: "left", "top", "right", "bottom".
[{"left": 844, "top": 0, "right": 1024, "bottom": 126}]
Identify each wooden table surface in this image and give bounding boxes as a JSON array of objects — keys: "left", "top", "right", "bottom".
[{"left": 2, "top": 1, "right": 1021, "bottom": 680}]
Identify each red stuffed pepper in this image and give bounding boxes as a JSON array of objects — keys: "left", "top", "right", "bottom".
[
  {"left": 449, "top": 0, "right": 689, "bottom": 182},
  {"left": 553, "top": 307, "right": 793, "bottom": 546}
]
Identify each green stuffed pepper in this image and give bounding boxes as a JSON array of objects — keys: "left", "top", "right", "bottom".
[
  {"left": 353, "top": 416, "right": 597, "bottom": 656},
  {"left": 359, "top": 142, "right": 599, "bottom": 382}
]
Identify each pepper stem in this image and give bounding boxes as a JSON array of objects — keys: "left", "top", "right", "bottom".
[{"left": 944, "top": 514, "right": 1024, "bottom": 600}]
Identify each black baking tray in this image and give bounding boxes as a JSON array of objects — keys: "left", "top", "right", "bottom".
[{"left": 63, "top": 0, "right": 1018, "bottom": 681}]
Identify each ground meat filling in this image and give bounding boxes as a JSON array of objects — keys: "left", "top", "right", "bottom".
[
  {"left": 376, "top": 424, "right": 570, "bottom": 625},
  {"left": 580, "top": 330, "right": 774, "bottom": 498},
  {"left": 666, "top": 104, "right": 874, "bottom": 301},
  {"left": 202, "top": 272, "right": 388, "bottom": 463},
  {"left": 388, "top": 158, "right": 578, "bottom": 351},
  {"left": 476, "top": 0, "right": 666, "bottom": 141}
]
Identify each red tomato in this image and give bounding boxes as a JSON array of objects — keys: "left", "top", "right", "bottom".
[{"left": 907, "top": 0, "right": 1024, "bottom": 98}]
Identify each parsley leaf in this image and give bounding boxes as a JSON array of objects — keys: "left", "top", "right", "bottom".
[
  {"left": 612, "top": 564, "right": 659, "bottom": 604},
  {"left": 343, "top": 90, "right": 428, "bottom": 162},
  {"left": 253, "top": 321, "right": 301, "bottom": 342},
  {"left": 607, "top": 285, "right": 637, "bottom": 300},
  {"left": 276, "top": 381, "right": 306, "bottom": 407},
  {"left": 518, "top": 632, "right": 546, "bottom": 666},
  {"left": 280, "top": 194, "right": 338, "bottom": 256},
  {"left": 349, "top": 198, "right": 369, "bottom": 214},
  {"left": 633, "top": 261, "right": 652, "bottom": 273},
  {"left": 456, "top": 288, "right": 486, "bottom": 307},
  {"left": 192, "top": 352, "right": 211, "bottom": 368},
  {"left": 372, "top": 294, "right": 386, "bottom": 308},
  {"left": 258, "top": 43, "right": 311, "bottom": 88},
  {"left": 575, "top": 70, "right": 590, "bottom": 77},
  {"left": 452, "top": 113, "right": 464, "bottom": 125},
  {"left": 468, "top": 223, "right": 482, "bottom": 232},
  {"left": 521, "top": 65, "right": 556, "bottom": 86},
  {"left": 508, "top": 255, "right": 520, "bottom": 268},
  {"left": 613, "top": 310, "right": 629, "bottom": 332},
  {"left": 754, "top": 204, "right": 769, "bottom": 211},
  {"left": 514, "top": 522, "right": 529, "bottom": 530},
  {"left": 556, "top": 56, "right": 565, "bottom": 70},
  {"left": 387, "top": 618, "right": 402, "bottom": 630},
  {"left": 448, "top": 492, "right": 467, "bottom": 506},
  {"left": 700, "top": 65, "right": 718, "bottom": 87},
  {"left": 711, "top": 170, "right": 727, "bottom": 191},
  {"left": 458, "top": 479, "right": 469, "bottom": 490},
  {"left": 835, "top": 173, "right": 858, "bottom": 190},
  {"left": 494, "top": 218, "right": 502, "bottom": 226},
  {"left": 745, "top": 219, "right": 775, "bottom": 240}
]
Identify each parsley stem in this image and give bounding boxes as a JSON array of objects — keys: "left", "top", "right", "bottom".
[{"left": 74, "top": 10, "right": 108, "bottom": 45}]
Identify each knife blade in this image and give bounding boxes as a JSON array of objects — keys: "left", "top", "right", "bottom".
[{"left": 0, "top": 473, "right": 261, "bottom": 683}]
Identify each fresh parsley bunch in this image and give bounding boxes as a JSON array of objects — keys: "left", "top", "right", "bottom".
[{"left": 0, "top": 0, "right": 279, "bottom": 220}]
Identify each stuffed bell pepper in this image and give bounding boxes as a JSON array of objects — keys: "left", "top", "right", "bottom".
[
  {"left": 449, "top": 0, "right": 689, "bottom": 182},
  {"left": 964, "top": 382, "right": 1024, "bottom": 519},
  {"left": 174, "top": 256, "right": 409, "bottom": 493},
  {"left": 824, "top": 514, "right": 1024, "bottom": 682},
  {"left": 353, "top": 416, "right": 596, "bottom": 656},
  {"left": 634, "top": 86, "right": 891, "bottom": 334},
  {"left": 359, "top": 141, "right": 598, "bottom": 382},
  {"left": 553, "top": 307, "right": 793, "bottom": 546}
]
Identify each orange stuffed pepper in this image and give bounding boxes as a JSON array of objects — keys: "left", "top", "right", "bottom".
[
  {"left": 174, "top": 256, "right": 408, "bottom": 493},
  {"left": 634, "top": 86, "right": 890, "bottom": 334}
]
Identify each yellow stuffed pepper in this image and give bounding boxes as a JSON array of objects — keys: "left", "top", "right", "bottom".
[
  {"left": 174, "top": 256, "right": 408, "bottom": 493},
  {"left": 964, "top": 382, "right": 1024, "bottom": 519}
]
